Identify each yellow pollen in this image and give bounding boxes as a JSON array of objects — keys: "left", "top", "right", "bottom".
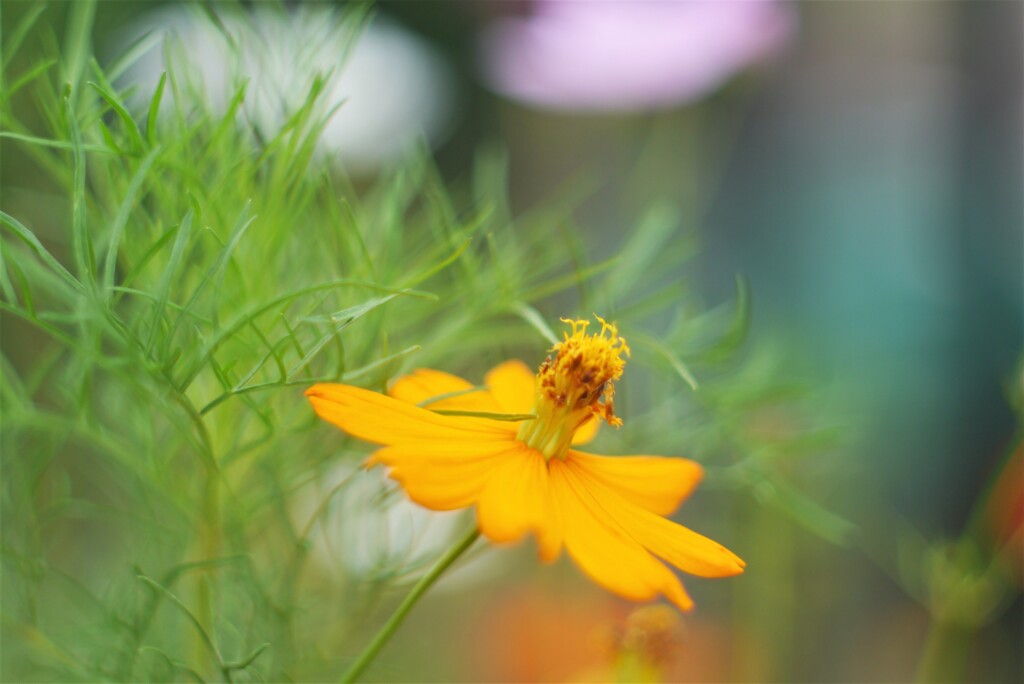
[{"left": 517, "top": 316, "right": 630, "bottom": 460}]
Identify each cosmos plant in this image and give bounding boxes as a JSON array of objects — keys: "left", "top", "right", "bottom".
[
  {"left": 309, "top": 317, "right": 745, "bottom": 680},
  {"left": 2, "top": 3, "right": 854, "bottom": 682}
]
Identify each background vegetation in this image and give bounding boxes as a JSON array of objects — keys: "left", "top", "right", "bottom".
[{"left": 2, "top": 2, "right": 1020, "bottom": 682}]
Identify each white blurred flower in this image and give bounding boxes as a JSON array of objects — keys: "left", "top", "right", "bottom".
[
  {"left": 294, "top": 461, "right": 495, "bottom": 588},
  {"left": 119, "top": 6, "right": 455, "bottom": 174}
]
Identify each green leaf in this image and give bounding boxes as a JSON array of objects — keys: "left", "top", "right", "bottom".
[
  {"left": 521, "top": 256, "right": 619, "bottom": 302},
  {"left": 136, "top": 575, "right": 224, "bottom": 666},
  {"left": 343, "top": 345, "right": 421, "bottom": 382},
  {"left": 401, "top": 237, "right": 473, "bottom": 288},
  {"left": 164, "top": 202, "right": 255, "bottom": 353},
  {"left": 105, "top": 28, "right": 165, "bottom": 82},
  {"left": 753, "top": 477, "right": 858, "bottom": 546},
  {"left": 61, "top": 0, "right": 97, "bottom": 93},
  {"left": 5, "top": 58, "right": 59, "bottom": 98},
  {"left": 224, "top": 642, "right": 270, "bottom": 671},
  {"left": 694, "top": 274, "right": 751, "bottom": 364},
  {"left": 430, "top": 409, "right": 536, "bottom": 421},
  {"left": 88, "top": 80, "right": 145, "bottom": 153},
  {"left": 629, "top": 330, "right": 700, "bottom": 391},
  {"left": 65, "top": 95, "right": 96, "bottom": 285},
  {"left": 0, "top": 131, "right": 110, "bottom": 153},
  {"left": 103, "top": 146, "right": 161, "bottom": 296},
  {"left": 144, "top": 211, "right": 194, "bottom": 355},
  {"left": 2, "top": 3, "right": 48, "bottom": 66},
  {"left": 146, "top": 73, "right": 167, "bottom": 145},
  {"left": 178, "top": 281, "right": 428, "bottom": 391},
  {"left": 508, "top": 301, "right": 559, "bottom": 345},
  {"left": 605, "top": 201, "right": 680, "bottom": 295},
  {"left": 137, "top": 647, "right": 207, "bottom": 683},
  {"left": 0, "top": 210, "right": 82, "bottom": 292}
]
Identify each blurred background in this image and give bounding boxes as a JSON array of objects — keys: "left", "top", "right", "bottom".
[{"left": 2, "top": 1, "right": 1021, "bottom": 682}]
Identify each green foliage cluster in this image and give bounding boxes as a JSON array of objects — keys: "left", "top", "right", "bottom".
[{"left": 1, "top": 3, "right": 844, "bottom": 682}]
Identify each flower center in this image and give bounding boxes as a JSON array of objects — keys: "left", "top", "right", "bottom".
[{"left": 517, "top": 316, "right": 630, "bottom": 460}]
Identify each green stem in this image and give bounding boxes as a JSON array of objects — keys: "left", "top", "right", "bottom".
[
  {"left": 196, "top": 465, "right": 221, "bottom": 675},
  {"left": 914, "top": 619, "right": 972, "bottom": 684},
  {"left": 340, "top": 527, "right": 480, "bottom": 683}
]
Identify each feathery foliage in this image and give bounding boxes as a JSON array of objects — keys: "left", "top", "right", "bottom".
[{"left": 1, "top": 4, "right": 844, "bottom": 681}]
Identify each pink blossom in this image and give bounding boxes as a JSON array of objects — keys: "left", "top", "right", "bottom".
[{"left": 480, "top": 0, "right": 796, "bottom": 112}]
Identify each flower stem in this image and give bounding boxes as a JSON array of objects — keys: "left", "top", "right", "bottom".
[
  {"left": 914, "top": 619, "right": 972, "bottom": 684},
  {"left": 340, "top": 526, "right": 480, "bottom": 683}
]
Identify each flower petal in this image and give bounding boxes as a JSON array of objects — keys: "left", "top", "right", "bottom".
[
  {"left": 476, "top": 444, "right": 561, "bottom": 559},
  {"left": 570, "top": 417, "right": 599, "bottom": 445},
  {"left": 485, "top": 360, "right": 536, "bottom": 414},
  {"left": 373, "top": 439, "right": 516, "bottom": 510},
  {"left": 567, "top": 450, "right": 703, "bottom": 515},
  {"left": 306, "top": 383, "right": 512, "bottom": 445},
  {"left": 389, "top": 368, "right": 500, "bottom": 412},
  {"left": 567, "top": 458, "right": 745, "bottom": 578},
  {"left": 549, "top": 459, "right": 694, "bottom": 611}
]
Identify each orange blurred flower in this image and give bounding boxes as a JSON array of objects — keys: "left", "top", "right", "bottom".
[
  {"left": 307, "top": 317, "right": 744, "bottom": 610},
  {"left": 469, "top": 590, "right": 732, "bottom": 683},
  {"left": 984, "top": 443, "right": 1024, "bottom": 583},
  {"left": 468, "top": 588, "right": 625, "bottom": 682}
]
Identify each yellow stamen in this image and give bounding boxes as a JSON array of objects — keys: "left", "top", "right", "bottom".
[{"left": 517, "top": 316, "right": 630, "bottom": 460}]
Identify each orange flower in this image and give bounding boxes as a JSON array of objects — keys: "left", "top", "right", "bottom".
[{"left": 306, "top": 317, "right": 744, "bottom": 610}]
